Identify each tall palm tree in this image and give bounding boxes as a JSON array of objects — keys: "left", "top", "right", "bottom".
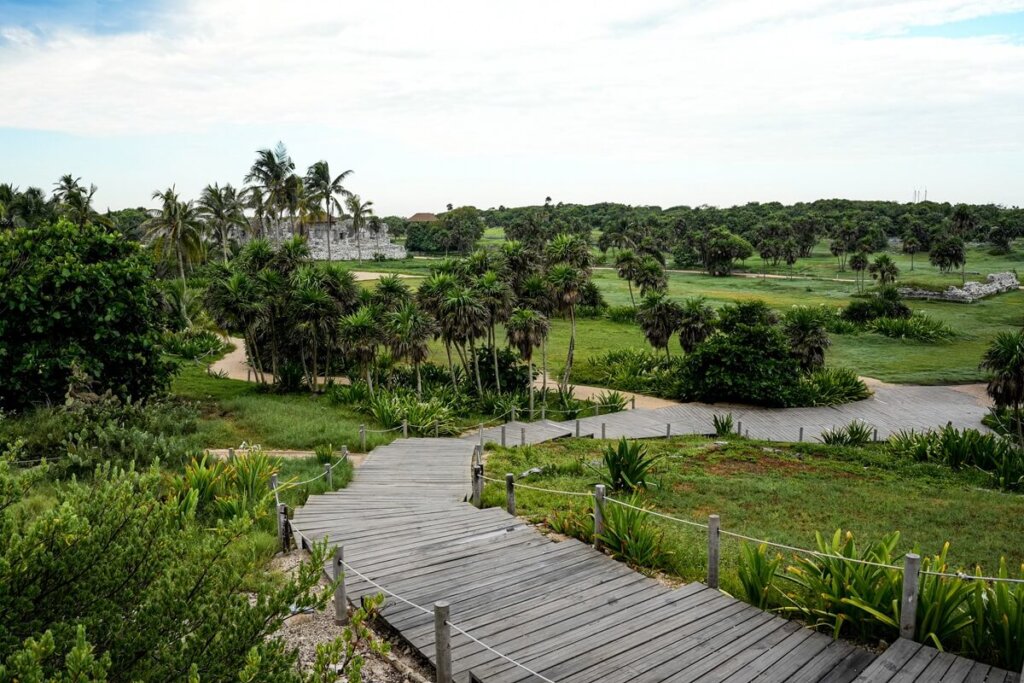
[
  {"left": 291, "top": 266, "right": 336, "bottom": 392},
  {"left": 198, "top": 183, "right": 247, "bottom": 261},
  {"left": 506, "top": 308, "right": 550, "bottom": 417},
  {"left": 282, "top": 174, "right": 304, "bottom": 237},
  {"left": 518, "top": 272, "right": 554, "bottom": 393},
  {"left": 868, "top": 254, "right": 900, "bottom": 285},
  {"left": 782, "top": 307, "right": 831, "bottom": 373},
  {"left": 63, "top": 184, "right": 102, "bottom": 228},
  {"left": 344, "top": 195, "right": 374, "bottom": 261},
  {"left": 244, "top": 143, "right": 295, "bottom": 240},
  {"left": 386, "top": 301, "right": 438, "bottom": 397},
  {"left": 615, "top": 249, "right": 640, "bottom": 306},
  {"left": 546, "top": 232, "right": 592, "bottom": 270},
  {"left": 418, "top": 272, "right": 460, "bottom": 387},
  {"left": 474, "top": 270, "right": 513, "bottom": 392},
  {"left": 52, "top": 174, "right": 82, "bottom": 204},
  {"left": 144, "top": 186, "right": 206, "bottom": 301},
  {"left": 373, "top": 274, "right": 412, "bottom": 311},
  {"left": 849, "top": 251, "right": 869, "bottom": 293},
  {"left": 304, "top": 161, "right": 353, "bottom": 261},
  {"left": 440, "top": 286, "right": 488, "bottom": 395},
  {"left": 902, "top": 235, "right": 921, "bottom": 271},
  {"left": 637, "top": 292, "right": 683, "bottom": 359},
  {"left": 980, "top": 328, "right": 1024, "bottom": 444},
  {"left": 677, "top": 297, "right": 717, "bottom": 353},
  {"left": 338, "top": 306, "right": 380, "bottom": 397},
  {"left": 634, "top": 256, "right": 667, "bottom": 296},
  {"left": 546, "top": 263, "right": 586, "bottom": 392}
]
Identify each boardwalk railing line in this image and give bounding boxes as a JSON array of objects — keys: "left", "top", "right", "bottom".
[
  {"left": 270, "top": 448, "right": 349, "bottom": 507},
  {"left": 481, "top": 474, "right": 594, "bottom": 497},
  {"left": 289, "top": 526, "right": 559, "bottom": 683},
  {"left": 919, "top": 569, "right": 1024, "bottom": 585}
]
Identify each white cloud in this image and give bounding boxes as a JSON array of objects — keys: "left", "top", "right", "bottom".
[{"left": 2, "top": 0, "right": 1023, "bottom": 210}]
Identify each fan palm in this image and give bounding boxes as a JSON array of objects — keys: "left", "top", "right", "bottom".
[
  {"left": 868, "top": 254, "right": 900, "bottom": 285},
  {"left": 506, "top": 308, "right": 550, "bottom": 417},
  {"left": 291, "top": 266, "right": 337, "bottom": 391},
  {"left": 782, "top": 306, "right": 832, "bottom": 373},
  {"left": 418, "top": 272, "right": 460, "bottom": 386},
  {"left": 637, "top": 292, "right": 683, "bottom": 358},
  {"left": 634, "top": 256, "right": 667, "bottom": 296},
  {"left": 198, "top": 183, "right": 247, "bottom": 260},
  {"left": 373, "top": 274, "right": 412, "bottom": 311},
  {"left": 980, "top": 329, "right": 1024, "bottom": 444},
  {"left": 849, "top": 252, "right": 869, "bottom": 293},
  {"left": 338, "top": 306, "right": 380, "bottom": 397},
  {"left": 474, "top": 270, "right": 514, "bottom": 392},
  {"left": 615, "top": 249, "right": 640, "bottom": 306},
  {"left": 677, "top": 297, "right": 717, "bottom": 353},
  {"left": 546, "top": 263, "right": 586, "bottom": 392},
  {"left": 386, "top": 302, "right": 439, "bottom": 397},
  {"left": 546, "top": 232, "right": 592, "bottom": 270},
  {"left": 304, "top": 161, "right": 353, "bottom": 261},
  {"left": 440, "top": 286, "right": 489, "bottom": 395},
  {"left": 145, "top": 186, "right": 206, "bottom": 299},
  {"left": 344, "top": 195, "right": 374, "bottom": 261}
]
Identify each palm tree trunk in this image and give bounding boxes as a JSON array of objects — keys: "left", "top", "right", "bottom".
[
  {"left": 627, "top": 281, "right": 635, "bottom": 307},
  {"left": 365, "top": 365, "right": 374, "bottom": 399},
  {"left": 416, "top": 361, "right": 423, "bottom": 399},
  {"left": 491, "top": 324, "right": 502, "bottom": 393},
  {"left": 528, "top": 359, "right": 535, "bottom": 419},
  {"left": 221, "top": 225, "right": 230, "bottom": 261},
  {"left": 444, "top": 341, "right": 457, "bottom": 388},
  {"left": 471, "top": 341, "right": 484, "bottom": 396},
  {"left": 541, "top": 339, "right": 548, "bottom": 395},
  {"left": 326, "top": 204, "right": 333, "bottom": 261},
  {"left": 177, "top": 249, "right": 187, "bottom": 322},
  {"left": 311, "top": 341, "right": 319, "bottom": 393},
  {"left": 561, "top": 307, "right": 576, "bottom": 393}
]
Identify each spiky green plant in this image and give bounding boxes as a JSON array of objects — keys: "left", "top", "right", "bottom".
[{"left": 591, "top": 438, "right": 664, "bottom": 492}]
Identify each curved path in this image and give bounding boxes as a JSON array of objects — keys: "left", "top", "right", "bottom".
[{"left": 290, "top": 438, "right": 1014, "bottom": 683}]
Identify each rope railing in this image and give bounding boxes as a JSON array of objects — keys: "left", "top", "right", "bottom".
[
  {"left": 482, "top": 474, "right": 594, "bottom": 498},
  {"left": 919, "top": 569, "right": 1024, "bottom": 585},
  {"left": 288, "top": 525, "right": 558, "bottom": 683}
]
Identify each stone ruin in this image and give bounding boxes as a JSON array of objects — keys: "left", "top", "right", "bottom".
[
  {"left": 234, "top": 219, "right": 407, "bottom": 261},
  {"left": 898, "top": 272, "right": 1020, "bottom": 303}
]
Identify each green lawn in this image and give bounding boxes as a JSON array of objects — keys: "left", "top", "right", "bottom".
[
  {"left": 481, "top": 436, "right": 1024, "bottom": 595},
  {"left": 173, "top": 363, "right": 398, "bottom": 452}
]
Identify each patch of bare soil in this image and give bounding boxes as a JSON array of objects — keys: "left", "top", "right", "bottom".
[{"left": 269, "top": 552, "right": 432, "bottom": 682}]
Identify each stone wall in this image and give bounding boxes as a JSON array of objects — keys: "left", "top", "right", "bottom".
[
  {"left": 898, "top": 272, "right": 1019, "bottom": 303},
  {"left": 234, "top": 219, "right": 407, "bottom": 261}
]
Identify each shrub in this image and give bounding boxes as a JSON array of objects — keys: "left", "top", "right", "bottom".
[
  {"left": 593, "top": 390, "right": 628, "bottom": 414},
  {"left": 0, "top": 220, "right": 174, "bottom": 412},
  {"left": 886, "top": 425, "right": 1024, "bottom": 490},
  {"left": 325, "top": 381, "right": 371, "bottom": 406},
  {"left": 842, "top": 286, "right": 911, "bottom": 324},
  {"left": 963, "top": 559, "right": 1024, "bottom": 670},
  {"left": 545, "top": 504, "right": 594, "bottom": 541},
  {"left": 572, "top": 349, "right": 666, "bottom": 394},
  {"left": 738, "top": 543, "right": 783, "bottom": 609},
  {"left": 597, "top": 495, "right": 668, "bottom": 569},
  {"left": 591, "top": 438, "right": 664, "bottom": 492},
  {"left": 161, "top": 328, "right": 229, "bottom": 360},
  {"left": 713, "top": 413, "right": 734, "bottom": 437},
  {"left": 869, "top": 314, "right": 956, "bottom": 342},
  {"left": 314, "top": 443, "right": 335, "bottom": 465},
  {"left": 819, "top": 420, "right": 875, "bottom": 446},
  {"left": 799, "top": 368, "right": 871, "bottom": 406},
  {"left": 606, "top": 305, "right": 637, "bottom": 324}
]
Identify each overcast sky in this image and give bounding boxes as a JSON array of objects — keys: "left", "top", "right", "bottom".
[{"left": 1, "top": 0, "right": 1023, "bottom": 216}]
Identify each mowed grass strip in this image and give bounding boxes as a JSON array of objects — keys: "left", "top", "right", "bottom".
[{"left": 481, "top": 436, "right": 1024, "bottom": 595}]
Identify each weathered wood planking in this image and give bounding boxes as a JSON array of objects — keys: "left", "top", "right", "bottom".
[{"left": 291, "top": 437, "right": 1012, "bottom": 682}]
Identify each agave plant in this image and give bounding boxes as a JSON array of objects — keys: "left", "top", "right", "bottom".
[
  {"left": 596, "top": 494, "right": 668, "bottom": 569},
  {"left": 591, "top": 438, "right": 664, "bottom": 492},
  {"left": 738, "top": 542, "right": 783, "bottom": 609},
  {"left": 713, "top": 413, "right": 734, "bottom": 437}
]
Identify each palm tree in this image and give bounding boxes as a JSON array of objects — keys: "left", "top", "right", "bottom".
[
  {"left": 637, "top": 292, "right": 683, "bottom": 358},
  {"left": 546, "top": 263, "right": 586, "bottom": 392},
  {"left": 849, "top": 251, "right": 869, "bottom": 293},
  {"left": 198, "top": 183, "right": 247, "bottom": 260},
  {"left": 52, "top": 174, "right": 82, "bottom": 204},
  {"left": 474, "top": 270, "right": 513, "bottom": 392},
  {"left": 518, "top": 272, "right": 554, "bottom": 393},
  {"left": 506, "top": 308, "right": 550, "bottom": 417},
  {"left": 980, "top": 329, "right": 1024, "bottom": 444},
  {"left": 244, "top": 143, "right": 295, "bottom": 240},
  {"left": 344, "top": 195, "right": 374, "bottom": 261},
  {"left": 417, "top": 272, "right": 460, "bottom": 387},
  {"left": 546, "top": 232, "right": 592, "bottom": 270},
  {"left": 868, "top": 254, "right": 900, "bottom": 285},
  {"left": 144, "top": 186, "right": 206, "bottom": 298},
  {"left": 291, "top": 266, "right": 336, "bottom": 392},
  {"left": 304, "top": 161, "right": 353, "bottom": 261},
  {"left": 205, "top": 266, "right": 269, "bottom": 384},
  {"left": 782, "top": 307, "right": 831, "bottom": 373},
  {"left": 634, "top": 256, "right": 667, "bottom": 296},
  {"left": 282, "top": 174, "right": 304, "bottom": 237},
  {"left": 615, "top": 249, "right": 640, "bottom": 306},
  {"left": 386, "top": 302, "right": 438, "bottom": 397},
  {"left": 62, "top": 184, "right": 102, "bottom": 228},
  {"left": 902, "top": 235, "right": 921, "bottom": 271},
  {"left": 373, "top": 274, "right": 412, "bottom": 311},
  {"left": 338, "top": 306, "right": 380, "bottom": 397},
  {"left": 678, "top": 297, "right": 717, "bottom": 353},
  {"left": 440, "top": 286, "right": 489, "bottom": 395}
]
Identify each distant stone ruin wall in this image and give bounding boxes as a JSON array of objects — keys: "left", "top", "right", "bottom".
[
  {"left": 235, "top": 219, "right": 406, "bottom": 261},
  {"left": 898, "top": 272, "right": 1019, "bottom": 303}
]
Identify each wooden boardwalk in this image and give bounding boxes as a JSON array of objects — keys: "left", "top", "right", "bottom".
[
  {"left": 290, "top": 438, "right": 1016, "bottom": 682},
  {"left": 468, "top": 384, "right": 990, "bottom": 447}
]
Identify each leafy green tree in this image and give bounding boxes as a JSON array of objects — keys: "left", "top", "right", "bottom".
[
  {"left": 782, "top": 307, "right": 831, "bottom": 373},
  {"left": 338, "top": 305, "right": 381, "bottom": 397},
  {"left": 634, "top": 255, "right": 667, "bottom": 296},
  {"left": 614, "top": 249, "right": 640, "bottom": 306},
  {"left": 929, "top": 235, "right": 967, "bottom": 278},
  {"left": 636, "top": 292, "right": 683, "bottom": 358},
  {"left": 434, "top": 206, "right": 485, "bottom": 255},
  {"left": 198, "top": 183, "right": 247, "bottom": 260},
  {"left": 385, "top": 301, "right": 438, "bottom": 397},
  {"left": 677, "top": 297, "right": 717, "bottom": 353},
  {"left": 868, "top": 254, "right": 899, "bottom": 285},
  {"left": 505, "top": 308, "right": 550, "bottom": 416},
  {"left": 0, "top": 220, "right": 172, "bottom": 411},
  {"left": 304, "top": 161, "right": 353, "bottom": 261}
]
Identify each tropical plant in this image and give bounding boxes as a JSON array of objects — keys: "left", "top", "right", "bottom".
[
  {"left": 800, "top": 368, "right": 871, "bottom": 406},
  {"left": 343, "top": 194, "right": 374, "bottom": 261},
  {"left": 338, "top": 306, "right": 381, "bottom": 396},
  {"left": 593, "top": 390, "right": 628, "bottom": 414},
  {"left": 615, "top": 249, "right": 640, "bottom": 306},
  {"left": 636, "top": 292, "right": 683, "bottom": 358},
  {"left": 546, "top": 262, "right": 586, "bottom": 393},
  {"left": 244, "top": 142, "right": 296, "bottom": 235},
  {"left": 738, "top": 543, "right": 783, "bottom": 609},
  {"left": 819, "top": 420, "right": 874, "bottom": 446},
  {"left": 782, "top": 306, "right": 832, "bottom": 373},
  {"left": 144, "top": 186, "right": 207, "bottom": 296},
  {"left": 596, "top": 495, "right": 668, "bottom": 569},
  {"left": 304, "top": 160, "right": 353, "bottom": 261},
  {"left": 474, "top": 270, "right": 514, "bottom": 392},
  {"left": 980, "top": 328, "right": 1024, "bottom": 445},
  {"left": 869, "top": 314, "right": 956, "bottom": 342},
  {"left": 385, "top": 301, "right": 438, "bottom": 397},
  {"left": 677, "top": 297, "right": 717, "bottom": 354},
  {"left": 713, "top": 413, "right": 735, "bottom": 437},
  {"left": 868, "top": 254, "right": 900, "bottom": 285},
  {"left": 506, "top": 308, "right": 550, "bottom": 417},
  {"left": 591, "top": 438, "right": 663, "bottom": 492},
  {"left": 198, "top": 182, "right": 247, "bottom": 260}
]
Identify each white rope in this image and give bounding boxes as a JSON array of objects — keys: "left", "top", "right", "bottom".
[
  {"left": 482, "top": 475, "right": 594, "bottom": 498},
  {"left": 919, "top": 569, "right": 1024, "bottom": 585},
  {"left": 290, "top": 527, "right": 558, "bottom": 681},
  {"left": 717, "top": 530, "right": 903, "bottom": 570},
  {"left": 603, "top": 496, "right": 709, "bottom": 529},
  {"left": 363, "top": 425, "right": 405, "bottom": 434}
]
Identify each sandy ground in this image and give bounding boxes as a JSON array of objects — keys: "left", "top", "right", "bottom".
[{"left": 269, "top": 552, "right": 432, "bottom": 682}]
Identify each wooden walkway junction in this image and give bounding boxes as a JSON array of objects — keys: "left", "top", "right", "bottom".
[
  {"left": 289, "top": 437, "right": 1017, "bottom": 682},
  {"left": 467, "top": 384, "right": 990, "bottom": 447}
]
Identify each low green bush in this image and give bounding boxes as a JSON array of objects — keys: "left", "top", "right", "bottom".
[
  {"left": 713, "top": 413, "right": 734, "bottom": 437},
  {"left": 799, "top": 367, "right": 871, "bottom": 406},
  {"left": 597, "top": 495, "right": 669, "bottom": 570},
  {"left": 869, "top": 313, "right": 956, "bottom": 342},
  {"left": 819, "top": 420, "right": 875, "bottom": 446},
  {"left": 591, "top": 438, "right": 663, "bottom": 492},
  {"left": 606, "top": 305, "right": 637, "bottom": 324},
  {"left": 842, "top": 286, "right": 911, "bottom": 324},
  {"left": 161, "top": 328, "right": 228, "bottom": 360},
  {"left": 887, "top": 425, "right": 1024, "bottom": 491}
]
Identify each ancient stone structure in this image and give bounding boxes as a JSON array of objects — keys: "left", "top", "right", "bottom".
[
  {"left": 899, "top": 272, "right": 1019, "bottom": 303},
  {"left": 232, "top": 219, "right": 406, "bottom": 260}
]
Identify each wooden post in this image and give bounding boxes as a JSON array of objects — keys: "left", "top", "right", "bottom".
[
  {"left": 333, "top": 546, "right": 348, "bottom": 625},
  {"left": 575, "top": 420, "right": 580, "bottom": 437},
  {"left": 601, "top": 422, "right": 606, "bottom": 439},
  {"left": 359, "top": 424, "right": 366, "bottom": 451},
  {"left": 228, "top": 447, "right": 235, "bottom": 459},
  {"left": 900, "top": 553, "right": 921, "bottom": 641},
  {"left": 511, "top": 406, "right": 517, "bottom": 423},
  {"left": 500, "top": 425, "right": 506, "bottom": 447},
  {"left": 402, "top": 419, "right": 408, "bottom": 438},
  {"left": 434, "top": 602, "right": 451, "bottom": 683},
  {"left": 277, "top": 503, "right": 288, "bottom": 552},
  {"left": 324, "top": 463, "right": 333, "bottom": 489},
  {"left": 745, "top": 429, "right": 749, "bottom": 438},
  {"left": 737, "top": 421, "right": 742, "bottom": 436},
  {"left": 541, "top": 405, "right": 546, "bottom": 420},
  {"left": 505, "top": 473, "right": 516, "bottom": 515},
  {"left": 630, "top": 397, "right": 636, "bottom": 410},
  {"left": 873, "top": 428, "right": 879, "bottom": 442},
  {"left": 473, "top": 444, "right": 481, "bottom": 467},
  {"left": 593, "top": 484, "right": 605, "bottom": 550},
  {"left": 270, "top": 473, "right": 278, "bottom": 493},
  {"left": 472, "top": 464, "right": 483, "bottom": 508},
  {"left": 799, "top": 427, "right": 804, "bottom": 442},
  {"left": 666, "top": 423, "right": 672, "bottom": 437},
  {"left": 708, "top": 514, "right": 721, "bottom": 589},
  {"left": 479, "top": 424, "right": 484, "bottom": 450},
  {"left": 520, "top": 426, "right": 526, "bottom": 446},
  {"left": 341, "top": 444, "right": 349, "bottom": 460}
]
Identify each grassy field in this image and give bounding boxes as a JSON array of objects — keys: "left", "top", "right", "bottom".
[
  {"left": 481, "top": 436, "right": 1024, "bottom": 595},
  {"left": 173, "top": 362, "right": 399, "bottom": 451}
]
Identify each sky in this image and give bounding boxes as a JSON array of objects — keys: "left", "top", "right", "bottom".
[{"left": 1, "top": 0, "right": 1023, "bottom": 216}]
